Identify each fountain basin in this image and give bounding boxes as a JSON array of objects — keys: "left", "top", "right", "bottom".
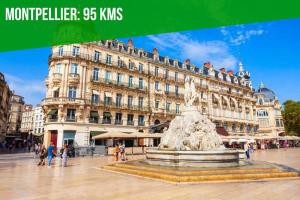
[{"left": 146, "top": 148, "right": 246, "bottom": 168}]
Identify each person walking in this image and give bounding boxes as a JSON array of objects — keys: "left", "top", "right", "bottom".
[
  {"left": 34, "top": 143, "right": 40, "bottom": 158},
  {"left": 47, "top": 142, "right": 56, "bottom": 167},
  {"left": 114, "top": 143, "right": 120, "bottom": 161},
  {"left": 245, "top": 143, "right": 250, "bottom": 159},
  {"left": 37, "top": 145, "right": 47, "bottom": 166},
  {"left": 120, "top": 143, "right": 126, "bottom": 161},
  {"left": 62, "top": 144, "right": 68, "bottom": 167}
]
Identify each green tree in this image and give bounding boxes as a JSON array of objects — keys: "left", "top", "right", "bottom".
[{"left": 282, "top": 100, "right": 300, "bottom": 136}]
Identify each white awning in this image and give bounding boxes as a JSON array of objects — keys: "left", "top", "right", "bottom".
[
  {"left": 52, "top": 87, "right": 59, "bottom": 91},
  {"left": 93, "top": 90, "right": 100, "bottom": 95},
  {"left": 104, "top": 92, "right": 112, "bottom": 97}
]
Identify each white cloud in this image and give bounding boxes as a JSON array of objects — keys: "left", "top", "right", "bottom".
[
  {"left": 5, "top": 74, "right": 45, "bottom": 106},
  {"left": 147, "top": 33, "right": 238, "bottom": 69},
  {"left": 220, "top": 26, "right": 265, "bottom": 46}
]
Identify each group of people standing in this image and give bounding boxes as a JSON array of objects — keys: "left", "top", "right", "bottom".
[
  {"left": 114, "top": 143, "right": 126, "bottom": 161},
  {"left": 36, "top": 142, "right": 69, "bottom": 167}
]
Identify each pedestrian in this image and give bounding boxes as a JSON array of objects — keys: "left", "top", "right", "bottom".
[
  {"left": 120, "top": 143, "right": 126, "bottom": 161},
  {"left": 47, "top": 142, "right": 56, "bottom": 167},
  {"left": 245, "top": 143, "right": 250, "bottom": 159},
  {"left": 28, "top": 141, "right": 32, "bottom": 152},
  {"left": 62, "top": 144, "right": 68, "bottom": 167},
  {"left": 34, "top": 143, "right": 39, "bottom": 158},
  {"left": 114, "top": 143, "right": 120, "bottom": 161},
  {"left": 37, "top": 145, "right": 47, "bottom": 166}
]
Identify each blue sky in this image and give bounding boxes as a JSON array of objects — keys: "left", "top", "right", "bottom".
[{"left": 0, "top": 18, "right": 299, "bottom": 105}]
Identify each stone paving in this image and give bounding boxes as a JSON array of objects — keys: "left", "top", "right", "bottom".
[{"left": 0, "top": 148, "right": 300, "bottom": 200}]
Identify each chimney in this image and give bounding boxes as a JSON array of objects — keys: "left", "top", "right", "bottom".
[
  {"left": 204, "top": 62, "right": 211, "bottom": 68},
  {"left": 227, "top": 70, "right": 234, "bottom": 76},
  {"left": 220, "top": 68, "right": 226, "bottom": 73},
  {"left": 127, "top": 39, "right": 133, "bottom": 46},
  {"left": 153, "top": 48, "right": 158, "bottom": 55},
  {"left": 185, "top": 59, "right": 190, "bottom": 65}
]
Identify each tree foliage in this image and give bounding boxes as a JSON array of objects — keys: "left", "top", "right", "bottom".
[{"left": 282, "top": 100, "right": 300, "bottom": 136}]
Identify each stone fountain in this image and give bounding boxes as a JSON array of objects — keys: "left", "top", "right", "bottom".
[{"left": 146, "top": 77, "right": 245, "bottom": 167}]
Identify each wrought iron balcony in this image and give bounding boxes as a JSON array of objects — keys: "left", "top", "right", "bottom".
[
  {"left": 102, "top": 119, "right": 112, "bottom": 124},
  {"left": 89, "top": 118, "right": 99, "bottom": 123},
  {"left": 65, "top": 116, "right": 77, "bottom": 122},
  {"left": 48, "top": 117, "right": 58, "bottom": 122},
  {"left": 115, "top": 119, "right": 123, "bottom": 125},
  {"left": 90, "top": 77, "right": 147, "bottom": 92},
  {"left": 42, "top": 97, "right": 87, "bottom": 105},
  {"left": 138, "top": 121, "right": 145, "bottom": 126},
  {"left": 127, "top": 121, "right": 134, "bottom": 126}
]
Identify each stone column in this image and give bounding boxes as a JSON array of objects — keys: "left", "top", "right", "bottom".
[{"left": 63, "top": 63, "right": 69, "bottom": 97}]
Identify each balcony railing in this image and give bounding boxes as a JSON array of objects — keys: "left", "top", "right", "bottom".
[
  {"left": 49, "top": 51, "right": 147, "bottom": 74},
  {"left": 127, "top": 121, "right": 134, "bottom": 126},
  {"left": 102, "top": 119, "right": 111, "bottom": 124},
  {"left": 42, "top": 97, "right": 88, "bottom": 105},
  {"left": 65, "top": 117, "right": 77, "bottom": 122},
  {"left": 48, "top": 117, "right": 58, "bottom": 122},
  {"left": 115, "top": 119, "right": 123, "bottom": 125},
  {"left": 138, "top": 121, "right": 145, "bottom": 126},
  {"left": 89, "top": 118, "right": 99, "bottom": 123},
  {"left": 90, "top": 77, "right": 148, "bottom": 92}
]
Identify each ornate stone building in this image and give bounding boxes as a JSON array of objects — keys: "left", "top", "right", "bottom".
[
  {"left": 20, "top": 105, "right": 45, "bottom": 140},
  {"left": 7, "top": 94, "right": 25, "bottom": 135},
  {"left": 254, "top": 82, "right": 284, "bottom": 137},
  {"left": 20, "top": 104, "right": 34, "bottom": 135},
  {"left": 0, "top": 72, "right": 12, "bottom": 142},
  {"left": 42, "top": 40, "right": 258, "bottom": 147}
]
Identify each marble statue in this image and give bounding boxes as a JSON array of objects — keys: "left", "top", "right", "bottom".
[
  {"left": 184, "top": 77, "right": 197, "bottom": 108},
  {"left": 159, "top": 76, "right": 224, "bottom": 151}
]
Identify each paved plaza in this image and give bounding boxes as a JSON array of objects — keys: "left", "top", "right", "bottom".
[{"left": 0, "top": 149, "right": 300, "bottom": 200}]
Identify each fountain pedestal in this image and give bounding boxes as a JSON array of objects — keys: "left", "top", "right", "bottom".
[{"left": 146, "top": 148, "right": 246, "bottom": 168}]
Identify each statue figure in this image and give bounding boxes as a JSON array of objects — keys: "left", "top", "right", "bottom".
[
  {"left": 159, "top": 76, "right": 224, "bottom": 151},
  {"left": 184, "top": 76, "right": 197, "bottom": 108}
]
